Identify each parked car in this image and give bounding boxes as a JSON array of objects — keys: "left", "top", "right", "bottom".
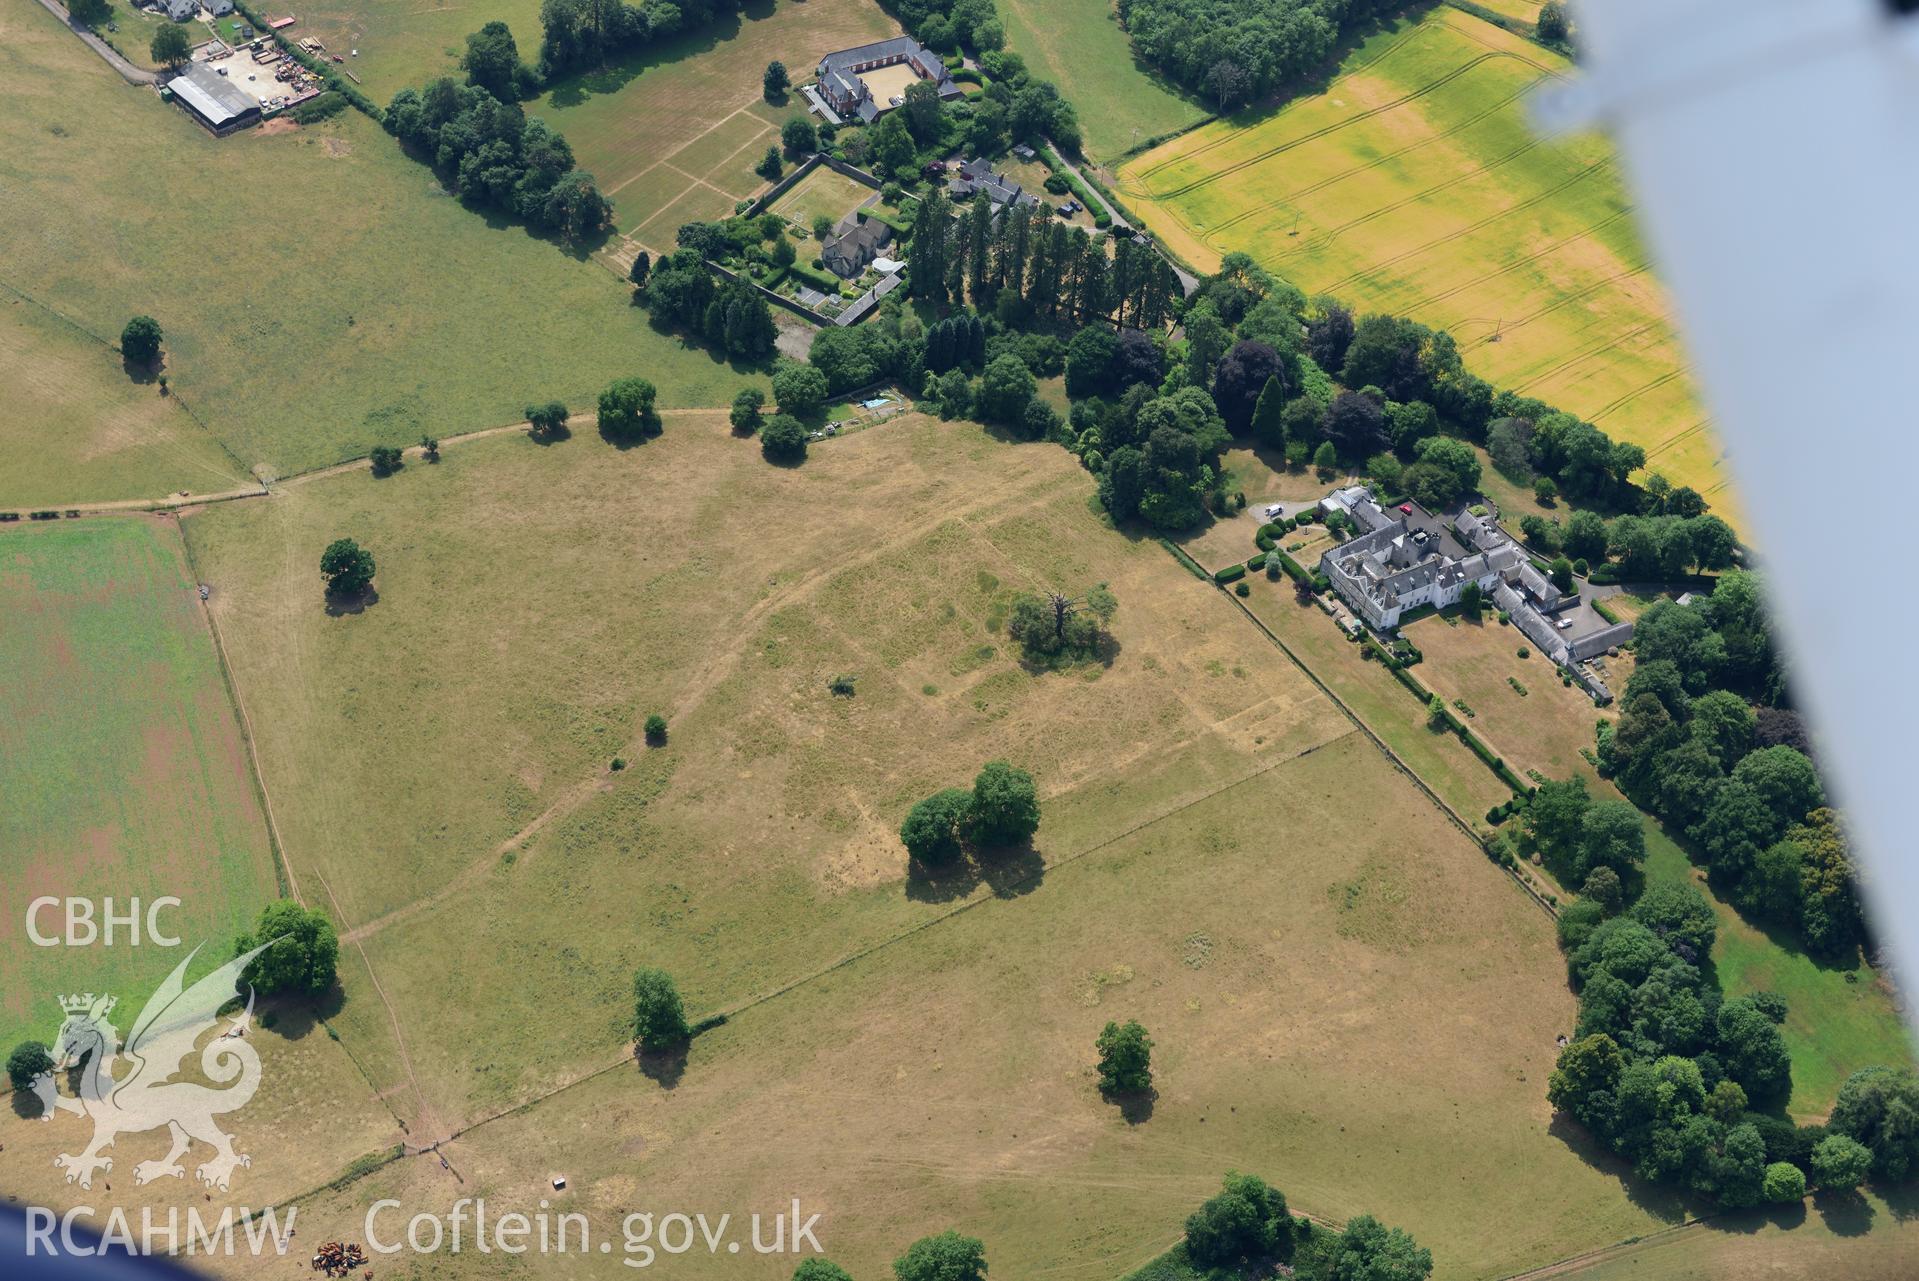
[
  {"left": 1557, "top": 619, "right": 1574, "bottom": 630},
  {"left": 1398, "top": 503, "right": 1413, "bottom": 514},
  {"left": 1263, "top": 504, "right": 1284, "bottom": 518}
]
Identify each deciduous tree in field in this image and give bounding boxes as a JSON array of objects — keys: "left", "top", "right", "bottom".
[
  {"left": 319, "top": 537, "right": 376, "bottom": 598},
  {"left": 1096, "top": 1019, "right": 1153, "bottom": 1095},
  {"left": 369, "top": 445, "right": 404, "bottom": 477},
  {"left": 526, "top": 400, "right": 570, "bottom": 440},
  {"left": 892, "top": 1231, "right": 985, "bottom": 1281},
  {"left": 772, "top": 364, "right": 828, "bottom": 418},
  {"left": 68, "top": 0, "right": 109, "bottom": 25},
  {"left": 1184, "top": 1172, "right": 1293, "bottom": 1268},
  {"left": 781, "top": 117, "right": 818, "bottom": 157},
  {"left": 760, "top": 414, "right": 807, "bottom": 463},
  {"left": 730, "top": 388, "right": 765, "bottom": 434},
  {"left": 235, "top": 901, "right": 339, "bottom": 997},
  {"left": 631, "top": 967, "right": 690, "bottom": 1049},
  {"left": 792, "top": 1262, "right": 854, "bottom": 1281},
  {"left": 462, "top": 21, "right": 535, "bottom": 101},
  {"left": 756, "top": 146, "right": 783, "bottom": 182},
  {"left": 1810, "top": 1133, "right": 1873, "bottom": 1192},
  {"left": 900, "top": 788, "right": 972, "bottom": 866},
  {"left": 120, "top": 315, "right": 163, "bottom": 366},
  {"left": 7, "top": 1041, "right": 54, "bottom": 1093},
  {"left": 598, "top": 376, "right": 662, "bottom": 439},
  {"left": 965, "top": 760, "right": 1039, "bottom": 848}
]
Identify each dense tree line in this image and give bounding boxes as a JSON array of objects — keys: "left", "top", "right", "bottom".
[
  {"left": 1549, "top": 895, "right": 1915, "bottom": 1204},
  {"left": 1115, "top": 0, "right": 1399, "bottom": 109},
  {"left": 537, "top": 0, "right": 742, "bottom": 79},
  {"left": 640, "top": 244, "right": 779, "bottom": 359},
  {"left": 1585, "top": 579, "right": 1863, "bottom": 959},
  {"left": 907, "top": 192, "right": 1180, "bottom": 327},
  {"left": 384, "top": 79, "right": 612, "bottom": 244}
]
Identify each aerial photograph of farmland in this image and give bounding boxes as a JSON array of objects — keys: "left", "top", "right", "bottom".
[{"left": 2, "top": 0, "right": 1912, "bottom": 1279}]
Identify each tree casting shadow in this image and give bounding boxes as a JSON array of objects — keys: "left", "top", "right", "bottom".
[
  {"left": 1101, "top": 1085, "right": 1157, "bottom": 1125},
  {"left": 636, "top": 1040, "right": 689, "bottom": 1090},
  {"left": 1548, "top": 1113, "right": 1697, "bottom": 1224},
  {"left": 323, "top": 585, "right": 379, "bottom": 617}
]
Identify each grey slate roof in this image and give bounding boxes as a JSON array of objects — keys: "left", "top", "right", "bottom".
[{"left": 821, "top": 215, "right": 891, "bottom": 278}]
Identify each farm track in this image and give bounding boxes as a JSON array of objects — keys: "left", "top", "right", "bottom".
[
  {"left": 1316, "top": 156, "right": 1612, "bottom": 295},
  {"left": 1129, "top": 15, "right": 1482, "bottom": 179},
  {"left": 1202, "top": 78, "right": 1540, "bottom": 237},
  {"left": 1125, "top": 52, "right": 1536, "bottom": 201},
  {"left": 1404, "top": 245, "right": 1643, "bottom": 323},
  {"left": 1587, "top": 367, "right": 1689, "bottom": 423},
  {"left": 1269, "top": 130, "right": 1556, "bottom": 256}
]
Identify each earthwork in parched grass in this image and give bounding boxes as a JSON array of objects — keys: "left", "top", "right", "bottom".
[
  {"left": 0, "top": 517, "right": 277, "bottom": 1051},
  {"left": 223, "top": 729, "right": 1684, "bottom": 1281},
  {"left": 1117, "top": 7, "right": 1742, "bottom": 530},
  {"left": 180, "top": 414, "right": 1352, "bottom": 1120}
]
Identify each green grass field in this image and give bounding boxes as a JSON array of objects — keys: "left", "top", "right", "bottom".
[
  {"left": 1, "top": 0, "right": 760, "bottom": 480},
  {"left": 0, "top": 518, "right": 277, "bottom": 1051},
  {"left": 1640, "top": 826, "right": 1913, "bottom": 1120},
  {"left": 1117, "top": 8, "right": 1742, "bottom": 531},
  {"left": 0, "top": 289, "right": 253, "bottom": 507},
  {"left": 769, "top": 163, "right": 877, "bottom": 234},
  {"left": 998, "top": 0, "right": 1206, "bottom": 162}
]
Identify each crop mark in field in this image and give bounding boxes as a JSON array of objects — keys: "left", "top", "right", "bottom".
[
  {"left": 1402, "top": 242, "right": 1644, "bottom": 320},
  {"left": 1204, "top": 78, "right": 1542, "bottom": 238},
  {"left": 1126, "top": 52, "right": 1547, "bottom": 201},
  {"left": 1513, "top": 319, "right": 1666, "bottom": 393},
  {"left": 1316, "top": 157, "right": 1614, "bottom": 295},
  {"left": 1130, "top": 15, "right": 1500, "bottom": 179},
  {"left": 1262, "top": 131, "right": 1558, "bottom": 257}
]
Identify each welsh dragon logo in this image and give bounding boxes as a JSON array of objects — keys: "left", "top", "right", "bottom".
[{"left": 28, "top": 941, "right": 274, "bottom": 1192}]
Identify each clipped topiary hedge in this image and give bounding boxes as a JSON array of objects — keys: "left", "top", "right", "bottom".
[{"left": 1213, "top": 563, "right": 1246, "bottom": 584}]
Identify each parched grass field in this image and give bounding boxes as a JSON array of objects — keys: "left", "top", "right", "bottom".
[
  {"left": 0, "top": 289, "right": 252, "bottom": 507},
  {"left": 997, "top": 0, "right": 1205, "bottom": 162},
  {"left": 1406, "top": 612, "right": 1608, "bottom": 785},
  {"left": 1567, "top": 1190, "right": 1919, "bottom": 1281},
  {"left": 1, "top": 0, "right": 759, "bottom": 480},
  {"left": 226, "top": 735, "right": 1683, "bottom": 1281},
  {"left": 533, "top": 0, "right": 899, "bottom": 239},
  {"left": 182, "top": 415, "right": 1350, "bottom": 1116},
  {"left": 0, "top": 518, "right": 276, "bottom": 1050},
  {"left": 1116, "top": 8, "right": 1743, "bottom": 529},
  {"left": 1235, "top": 576, "right": 1516, "bottom": 825}
]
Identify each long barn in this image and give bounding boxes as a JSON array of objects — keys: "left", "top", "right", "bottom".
[{"left": 167, "top": 62, "right": 261, "bottom": 136}]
